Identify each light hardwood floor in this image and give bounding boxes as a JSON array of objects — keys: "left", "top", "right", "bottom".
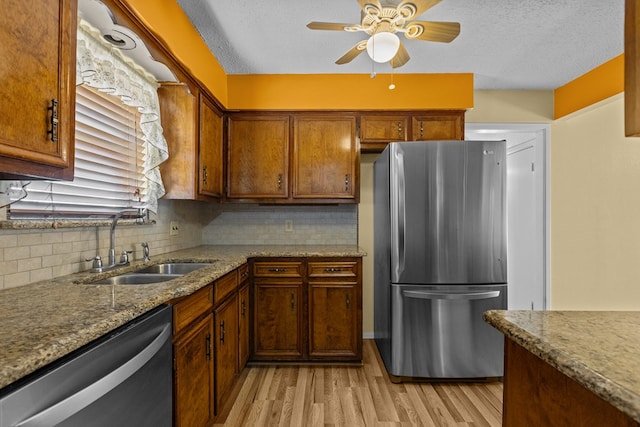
[{"left": 215, "top": 340, "right": 503, "bottom": 426}]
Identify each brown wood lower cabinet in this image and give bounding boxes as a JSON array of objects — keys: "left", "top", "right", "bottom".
[
  {"left": 237, "top": 264, "right": 251, "bottom": 370},
  {"left": 503, "top": 338, "right": 639, "bottom": 426},
  {"left": 172, "top": 286, "right": 214, "bottom": 427},
  {"left": 252, "top": 257, "right": 362, "bottom": 362},
  {"left": 214, "top": 292, "right": 238, "bottom": 412},
  {"left": 172, "top": 263, "right": 249, "bottom": 424}
]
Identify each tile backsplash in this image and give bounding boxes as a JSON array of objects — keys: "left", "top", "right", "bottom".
[
  {"left": 202, "top": 204, "right": 358, "bottom": 245},
  {"left": 0, "top": 200, "right": 358, "bottom": 289}
]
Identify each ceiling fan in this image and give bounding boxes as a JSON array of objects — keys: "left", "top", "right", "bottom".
[{"left": 307, "top": 0, "right": 460, "bottom": 68}]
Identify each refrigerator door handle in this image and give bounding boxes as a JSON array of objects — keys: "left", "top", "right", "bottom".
[
  {"left": 402, "top": 290, "right": 501, "bottom": 301},
  {"left": 392, "top": 149, "right": 406, "bottom": 279}
]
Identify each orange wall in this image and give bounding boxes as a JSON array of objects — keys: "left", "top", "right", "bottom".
[
  {"left": 122, "top": 0, "right": 228, "bottom": 106},
  {"left": 554, "top": 55, "right": 624, "bottom": 119},
  {"left": 227, "top": 73, "right": 474, "bottom": 110},
  {"left": 120, "top": 1, "right": 473, "bottom": 111}
]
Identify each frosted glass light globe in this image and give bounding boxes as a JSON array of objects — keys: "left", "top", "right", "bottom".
[{"left": 366, "top": 32, "right": 400, "bottom": 63}]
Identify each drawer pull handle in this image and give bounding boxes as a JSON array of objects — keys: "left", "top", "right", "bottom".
[
  {"left": 397, "top": 121, "right": 403, "bottom": 139},
  {"left": 290, "top": 293, "right": 295, "bottom": 310},
  {"left": 277, "top": 174, "right": 282, "bottom": 190},
  {"left": 241, "top": 271, "right": 249, "bottom": 278},
  {"left": 268, "top": 268, "right": 287, "bottom": 273},
  {"left": 324, "top": 267, "right": 342, "bottom": 273},
  {"left": 346, "top": 294, "right": 350, "bottom": 309},
  {"left": 202, "top": 165, "right": 208, "bottom": 185},
  {"left": 345, "top": 174, "right": 350, "bottom": 192},
  {"left": 241, "top": 300, "right": 246, "bottom": 316},
  {"left": 206, "top": 333, "right": 211, "bottom": 360},
  {"left": 47, "top": 99, "right": 58, "bottom": 143},
  {"left": 220, "top": 320, "right": 225, "bottom": 344}
]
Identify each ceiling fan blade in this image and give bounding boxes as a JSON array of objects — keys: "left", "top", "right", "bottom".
[
  {"left": 307, "top": 21, "right": 362, "bottom": 31},
  {"left": 335, "top": 40, "right": 368, "bottom": 65},
  {"left": 404, "top": 21, "right": 460, "bottom": 42},
  {"left": 390, "top": 42, "right": 410, "bottom": 68},
  {"left": 396, "top": 0, "right": 441, "bottom": 20},
  {"left": 358, "top": 0, "right": 383, "bottom": 14}
]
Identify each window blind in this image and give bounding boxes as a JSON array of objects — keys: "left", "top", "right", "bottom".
[{"left": 8, "top": 85, "right": 147, "bottom": 219}]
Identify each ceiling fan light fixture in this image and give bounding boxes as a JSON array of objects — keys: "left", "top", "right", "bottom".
[{"left": 366, "top": 32, "right": 400, "bottom": 63}]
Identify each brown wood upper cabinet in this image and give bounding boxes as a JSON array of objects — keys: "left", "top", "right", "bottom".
[
  {"left": 227, "top": 113, "right": 359, "bottom": 204},
  {"left": 158, "top": 84, "right": 223, "bottom": 200},
  {"left": 293, "top": 115, "right": 358, "bottom": 201},
  {"left": 359, "top": 115, "right": 409, "bottom": 146},
  {"left": 226, "top": 115, "right": 290, "bottom": 200},
  {"left": 359, "top": 110, "right": 465, "bottom": 153},
  {"left": 0, "top": 0, "right": 77, "bottom": 180}
]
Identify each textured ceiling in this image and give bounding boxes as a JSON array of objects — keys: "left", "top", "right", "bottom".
[{"left": 177, "top": 0, "right": 624, "bottom": 90}]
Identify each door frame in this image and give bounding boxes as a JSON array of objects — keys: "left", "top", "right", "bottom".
[{"left": 465, "top": 123, "right": 550, "bottom": 310}]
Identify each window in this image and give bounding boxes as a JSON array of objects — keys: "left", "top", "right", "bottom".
[{"left": 6, "top": 85, "right": 146, "bottom": 219}]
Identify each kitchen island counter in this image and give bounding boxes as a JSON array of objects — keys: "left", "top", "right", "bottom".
[
  {"left": 484, "top": 310, "right": 640, "bottom": 425},
  {"left": 0, "top": 245, "right": 364, "bottom": 390}
]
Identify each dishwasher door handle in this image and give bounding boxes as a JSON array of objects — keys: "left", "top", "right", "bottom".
[
  {"left": 15, "top": 323, "right": 171, "bottom": 427},
  {"left": 402, "top": 290, "right": 501, "bottom": 301}
]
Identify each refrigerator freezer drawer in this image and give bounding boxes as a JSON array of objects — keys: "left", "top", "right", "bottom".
[{"left": 389, "top": 284, "right": 506, "bottom": 379}]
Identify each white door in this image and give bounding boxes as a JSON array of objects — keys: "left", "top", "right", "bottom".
[{"left": 466, "top": 125, "right": 548, "bottom": 310}]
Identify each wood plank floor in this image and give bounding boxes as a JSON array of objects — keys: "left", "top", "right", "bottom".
[{"left": 214, "top": 340, "right": 503, "bottom": 426}]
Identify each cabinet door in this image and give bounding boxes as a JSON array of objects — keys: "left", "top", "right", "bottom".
[
  {"left": 238, "top": 281, "right": 251, "bottom": 371},
  {"left": 360, "top": 115, "right": 408, "bottom": 152},
  {"left": 0, "top": 0, "right": 76, "bottom": 179},
  {"left": 309, "top": 283, "right": 359, "bottom": 358},
  {"left": 308, "top": 259, "right": 362, "bottom": 360},
  {"left": 412, "top": 112, "right": 464, "bottom": 140},
  {"left": 174, "top": 313, "right": 214, "bottom": 427},
  {"left": 293, "top": 115, "right": 358, "bottom": 200},
  {"left": 158, "top": 83, "right": 198, "bottom": 199},
  {"left": 214, "top": 294, "right": 238, "bottom": 413},
  {"left": 253, "top": 281, "right": 303, "bottom": 359},
  {"left": 227, "top": 116, "right": 290, "bottom": 199},
  {"left": 199, "top": 95, "right": 223, "bottom": 198}
]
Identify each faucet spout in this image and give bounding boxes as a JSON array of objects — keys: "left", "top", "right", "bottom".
[{"left": 108, "top": 208, "right": 146, "bottom": 267}]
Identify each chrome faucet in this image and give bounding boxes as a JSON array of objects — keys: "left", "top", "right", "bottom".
[
  {"left": 108, "top": 208, "right": 146, "bottom": 266},
  {"left": 87, "top": 208, "right": 146, "bottom": 272}
]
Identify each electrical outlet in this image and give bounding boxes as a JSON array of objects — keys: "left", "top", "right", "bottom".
[
  {"left": 285, "top": 219, "right": 293, "bottom": 232},
  {"left": 170, "top": 221, "right": 179, "bottom": 236}
]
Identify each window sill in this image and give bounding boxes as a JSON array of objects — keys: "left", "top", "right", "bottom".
[{"left": 0, "top": 218, "right": 155, "bottom": 230}]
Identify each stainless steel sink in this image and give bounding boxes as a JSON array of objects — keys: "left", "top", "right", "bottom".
[
  {"left": 91, "top": 273, "right": 182, "bottom": 285},
  {"left": 134, "top": 262, "right": 213, "bottom": 275}
]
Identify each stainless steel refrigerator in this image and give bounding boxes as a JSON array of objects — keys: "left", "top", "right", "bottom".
[{"left": 374, "top": 140, "right": 507, "bottom": 379}]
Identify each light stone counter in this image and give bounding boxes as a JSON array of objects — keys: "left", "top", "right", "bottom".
[
  {"left": 0, "top": 245, "right": 364, "bottom": 390},
  {"left": 484, "top": 310, "right": 640, "bottom": 423}
]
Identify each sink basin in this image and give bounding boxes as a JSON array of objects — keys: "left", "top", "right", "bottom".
[
  {"left": 134, "top": 262, "right": 213, "bottom": 275},
  {"left": 91, "top": 273, "right": 182, "bottom": 285}
]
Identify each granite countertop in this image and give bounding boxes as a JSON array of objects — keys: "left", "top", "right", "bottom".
[
  {"left": 0, "top": 244, "right": 365, "bottom": 391},
  {"left": 484, "top": 310, "right": 640, "bottom": 423}
]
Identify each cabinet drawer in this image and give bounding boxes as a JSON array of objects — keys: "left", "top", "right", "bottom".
[
  {"left": 308, "top": 260, "right": 358, "bottom": 279},
  {"left": 253, "top": 261, "right": 304, "bottom": 278},
  {"left": 238, "top": 263, "right": 250, "bottom": 284},
  {"left": 173, "top": 285, "right": 213, "bottom": 334},
  {"left": 214, "top": 270, "right": 238, "bottom": 305}
]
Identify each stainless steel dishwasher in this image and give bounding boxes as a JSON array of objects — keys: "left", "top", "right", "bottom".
[{"left": 0, "top": 305, "right": 172, "bottom": 427}]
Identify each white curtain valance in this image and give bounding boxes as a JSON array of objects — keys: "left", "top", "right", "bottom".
[{"left": 76, "top": 19, "right": 168, "bottom": 213}]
